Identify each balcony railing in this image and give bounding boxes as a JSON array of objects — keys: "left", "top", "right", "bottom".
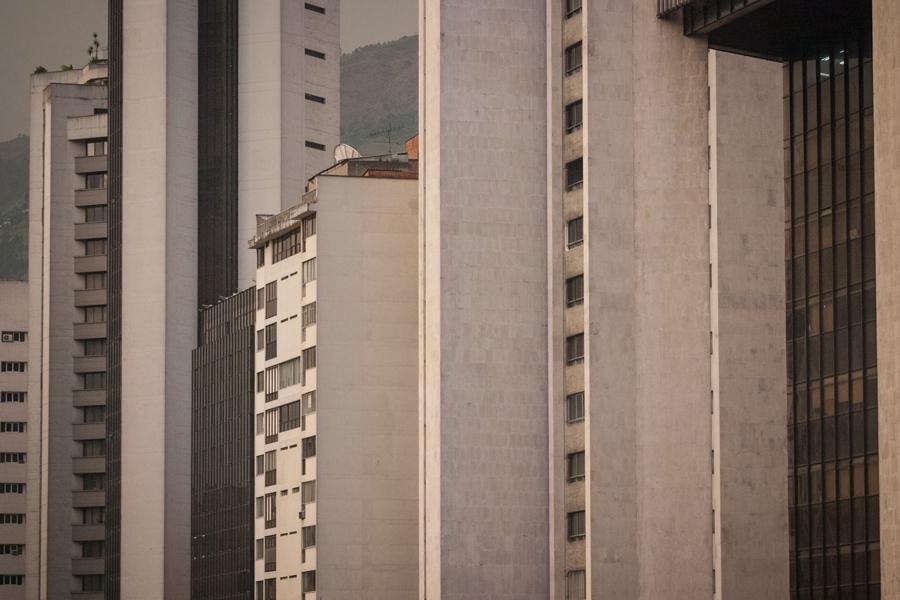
[{"left": 658, "top": 0, "right": 692, "bottom": 17}]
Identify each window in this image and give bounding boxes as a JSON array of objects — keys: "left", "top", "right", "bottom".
[
  {"left": 302, "top": 436, "right": 316, "bottom": 459},
  {"left": 1, "top": 331, "right": 26, "bottom": 342},
  {"left": 0, "top": 362, "right": 25, "bottom": 373},
  {"left": 257, "top": 287, "right": 265, "bottom": 311},
  {"left": 302, "top": 571, "right": 317, "bottom": 593},
  {"left": 272, "top": 229, "right": 301, "bottom": 263},
  {"left": 81, "top": 541, "right": 104, "bottom": 557},
  {"left": 264, "top": 450, "right": 276, "bottom": 486},
  {"left": 85, "top": 140, "right": 107, "bottom": 156},
  {"left": 0, "top": 545, "right": 24, "bottom": 555},
  {"left": 0, "top": 513, "right": 24, "bottom": 524},
  {"left": 566, "top": 334, "right": 584, "bottom": 365},
  {"left": 83, "top": 339, "right": 106, "bottom": 356},
  {"left": 265, "top": 281, "right": 277, "bottom": 317},
  {"left": 566, "top": 392, "right": 585, "bottom": 422},
  {"left": 0, "top": 453, "right": 25, "bottom": 464},
  {"left": 264, "top": 578, "right": 276, "bottom": 600},
  {"left": 567, "top": 510, "right": 586, "bottom": 540},
  {"left": 256, "top": 371, "right": 265, "bottom": 394},
  {"left": 0, "top": 392, "right": 26, "bottom": 403},
  {"left": 565, "top": 100, "right": 583, "bottom": 132},
  {"left": 84, "top": 272, "right": 107, "bottom": 290},
  {"left": 566, "top": 158, "right": 583, "bottom": 190},
  {"left": 302, "top": 525, "right": 316, "bottom": 548},
  {"left": 302, "top": 391, "right": 316, "bottom": 415},
  {"left": 566, "top": 570, "right": 586, "bottom": 599},
  {"left": 565, "top": 42, "right": 582, "bottom": 74},
  {"left": 567, "top": 217, "right": 583, "bottom": 249},
  {"left": 82, "top": 440, "right": 105, "bottom": 457},
  {"left": 81, "top": 574, "right": 103, "bottom": 592},
  {"left": 82, "top": 406, "right": 105, "bottom": 423},
  {"left": 255, "top": 496, "right": 264, "bottom": 518},
  {"left": 303, "top": 214, "right": 316, "bottom": 240},
  {"left": 566, "top": 275, "right": 584, "bottom": 306},
  {"left": 303, "top": 346, "right": 317, "bottom": 371},
  {"left": 566, "top": 0, "right": 582, "bottom": 16},
  {"left": 81, "top": 474, "right": 104, "bottom": 491},
  {"left": 264, "top": 493, "right": 277, "bottom": 529},
  {"left": 304, "top": 2, "right": 325, "bottom": 13},
  {"left": 0, "top": 575, "right": 24, "bottom": 585},
  {"left": 305, "top": 92, "right": 326, "bottom": 104},
  {"left": 84, "top": 239, "right": 107, "bottom": 256},
  {"left": 84, "top": 173, "right": 107, "bottom": 189},
  {"left": 0, "top": 422, "right": 25, "bottom": 433},
  {"left": 302, "top": 302, "right": 317, "bottom": 330},
  {"left": 305, "top": 140, "right": 326, "bottom": 151},
  {"left": 255, "top": 538, "right": 264, "bottom": 560},
  {"left": 302, "top": 258, "right": 317, "bottom": 284},
  {"left": 305, "top": 48, "right": 326, "bottom": 60},
  {"left": 84, "top": 305, "right": 106, "bottom": 323},
  {"left": 278, "top": 357, "right": 303, "bottom": 389},
  {"left": 81, "top": 507, "right": 104, "bottom": 524},
  {"left": 257, "top": 330, "right": 264, "bottom": 352},
  {"left": 84, "top": 205, "right": 107, "bottom": 222},
  {"left": 279, "top": 400, "right": 301, "bottom": 432},
  {"left": 301, "top": 480, "right": 316, "bottom": 503},
  {"left": 265, "top": 366, "right": 278, "bottom": 401},
  {"left": 265, "top": 408, "right": 279, "bottom": 444},
  {"left": 567, "top": 451, "right": 585, "bottom": 481},
  {"left": 0, "top": 483, "right": 26, "bottom": 494},
  {"left": 83, "top": 372, "right": 106, "bottom": 390},
  {"left": 265, "top": 323, "right": 277, "bottom": 360},
  {"left": 257, "top": 247, "right": 265, "bottom": 267},
  {"left": 263, "top": 535, "right": 276, "bottom": 573}
]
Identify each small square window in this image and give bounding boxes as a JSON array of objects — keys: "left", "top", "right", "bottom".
[
  {"left": 567, "top": 510, "right": 586, "bottom": 540},
  {"left": 566, "top": 333, "right": 584, "bottom": 365},
  {"left": 566, "top": 275, "right": 584, "bottom": 306},
  {"left": 567, "top": 217, "right": 583, "bottom": 249}
]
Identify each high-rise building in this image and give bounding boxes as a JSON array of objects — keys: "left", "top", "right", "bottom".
[
  {"left": 249, "top": 145, "right": 418, "bottom": 599},
  {"left": 0, "top": 280, "right": 29, "bottom": 597},
  {"left": 26, "top": 59, "right": 110, "bottom": 600},
  {"left": 417, "top": 0, "right": 892, "bottom": 598},
  {"left": 104, "top": 2, "right": 340, "bottom": 597},
  {"left": 191, "top": 288, "right": 256, "bottom": 600}
]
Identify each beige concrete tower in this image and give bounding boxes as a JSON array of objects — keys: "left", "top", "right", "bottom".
[{"left": 420, "top": 2, "right": 788, "bottom": 598}]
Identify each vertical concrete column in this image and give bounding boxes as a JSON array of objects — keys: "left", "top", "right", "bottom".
[
  {"left": 709, "top": 49, "right": 788, "bottom": 600},
  {"left": 873, "top": 1, "right": 900, "bottom": 594},
  {"left": 419, "top": 1, "right": 550, "bottom": 598},
  {"left": 632, "top": 4, "right": 711, "bottom": 598},
  {"left": 121, "top": 0, "right": 197, "bottom": 597}
]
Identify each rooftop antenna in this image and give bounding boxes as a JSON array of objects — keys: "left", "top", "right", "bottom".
[
  {"left": 334, "top": 143, "right": 362, "bottom": 163},
  {"left": 367, "top": 122, "right": 397, "bottom": 153}
]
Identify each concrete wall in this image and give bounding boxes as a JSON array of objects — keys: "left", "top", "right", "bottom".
[
  {"left": 120, "top": 0, "right": 197, "bottom": 597},
  {"left": 419, "top": 1, "right": 550, "bottom": 597},
  {"left": 316, "top": 176, "right": 419, "bottom": 599},
  {"left": 873, "top": 1, "right": 900, "bottom": 594},
  {"left": 709, "top": 49, "right": 788, "bottom": 600}
]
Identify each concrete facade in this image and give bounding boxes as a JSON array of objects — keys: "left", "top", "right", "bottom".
[
  {"left": 26, "top": 63, "right": 109, "bottom": 600},
  {"left": 420, "top": 2, "right": 788, "bottom": 598},
  {"left": 250, "top": 157, "right": 418, "bottom": 599},
  {"left": 0, "top": 280, "right": 29, "bottom": 598}
]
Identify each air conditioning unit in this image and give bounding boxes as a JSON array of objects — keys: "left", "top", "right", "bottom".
[{"left": 1, "top": 333, "right": 14, "bottom": 343}]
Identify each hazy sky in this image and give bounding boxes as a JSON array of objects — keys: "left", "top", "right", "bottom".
[{"left": 0, "top": 0, "right": 416, "bottom": 140}]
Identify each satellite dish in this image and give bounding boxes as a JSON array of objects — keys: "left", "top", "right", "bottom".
[{"left": 334, "top": 143, "right": 362, "bottom": 162}]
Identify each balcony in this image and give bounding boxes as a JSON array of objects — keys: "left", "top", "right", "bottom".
[
  {"left": 73, "top": 322, "right": 106, "bottom": 340},
  {"left": 74, "top": 255, "right": 107, "bottom": 274},
  {"left": 74, "top": 155, "right": 108, "bottom": 175},
  {"left": 74, "top": 222, "right": 107, "bottom": 240},
  {"left": 74, "top": 188, "right": 107, "bottom": 207},
  {"left": 74, "top": 356, "right": 106, "bottom": 374},
  {"left": 71, "top": 557, "right": 105, "bottom": 576},
  {"left": 72, "top": 389, "right": 105, "bottom": 407},
  {"left": 72, "top": 456, "right": 106, "bottom": 475},
  {"left": 73, "top": 423, "right": 105, "bottom": 441},
  {"left": 72, "top": 524, "right": 105, "bottom": 542},
  {"left": 74, "top": 289, "right": 106, "bottom": 307},
  {"left": 72, "top": 490, "right": 105, "bottom": 508}
]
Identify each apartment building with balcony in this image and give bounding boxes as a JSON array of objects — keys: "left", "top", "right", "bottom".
[
  {"left": 249, "top": 145, "right": 417, "bottom": 599},
  {"left": 0, "top": 281, "right": 29, "bottom": 598},
  {"left": 27, "top": 59, "right": 109, "bottom": 599}
]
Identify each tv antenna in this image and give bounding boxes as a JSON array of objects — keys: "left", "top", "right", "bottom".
[{"left": 368, "top": 123, "right": 398, "bottom": 153}]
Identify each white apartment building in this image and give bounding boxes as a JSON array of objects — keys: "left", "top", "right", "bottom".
[
  {"left": 26, "top": 60, "right": 110, "bottom": 600},
  {"left": 250, "top": 147, "right": 418, "bottom": 599},
  {"left": 0, "top": 281, "right": 29, "bottom": 598}
]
